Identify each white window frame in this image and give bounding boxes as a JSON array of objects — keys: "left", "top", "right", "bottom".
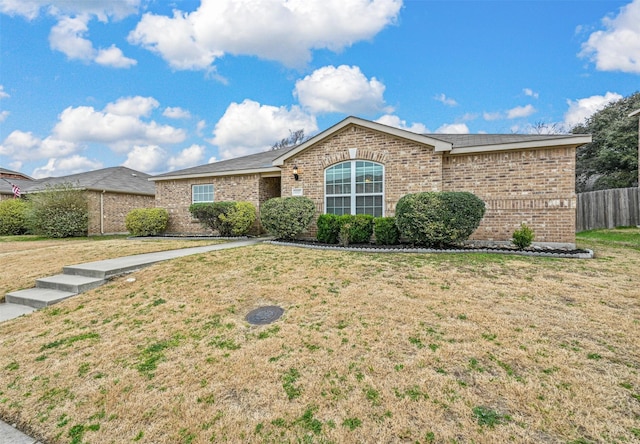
[
  {"left": 324, "top": 160, "right": 384, "bottom": 217},
  {"left": 192, "top": 184, "right": 214, "bottom": 204}
]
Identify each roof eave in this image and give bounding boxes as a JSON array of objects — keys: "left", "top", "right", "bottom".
[
  {"left": 150, "top": 166, "right": 282, "bottom": 182},
  {"left": 448, "top": 135, "right": 593, "bottom": 155},
  {"left": 272, "top": 116, "right": 452, "bottom": 166}
]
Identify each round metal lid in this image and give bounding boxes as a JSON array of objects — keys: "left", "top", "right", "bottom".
[{"left": 245, "top": 306, "right": 284, "bottom": 325}]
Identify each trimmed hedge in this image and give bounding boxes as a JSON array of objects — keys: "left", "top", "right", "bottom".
[
  {"left": 0, "top": 199, "right": 29, "bottom": 235},
  {"left": 260, "top": 196, "right": 315, "bottom": 240},
  {"left": 374, "top": 216, "right": 399, "bottom": 245},
  {"left": 125, "top": 208, "right": 169, "bottom": 236},
  {"left": 316, "top": 214, "right": 341, "bottom": 244},
  {"left": 189, "top": 201, "right": 256, "bottom": 236},
  {"left": 395, "top": 191, "right": 485, "bottom": 247},
  {"left": 26, "top": 183, "right": 89, "bottom": 238}
]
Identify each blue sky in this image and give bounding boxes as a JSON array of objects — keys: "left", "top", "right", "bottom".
[{"left": 1, "top": 0, "right": 639, "bottom": 178}]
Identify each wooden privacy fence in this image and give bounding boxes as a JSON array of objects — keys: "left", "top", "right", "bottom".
[{"left": 576, "top": 187, "right": 640, "bottom": 232}]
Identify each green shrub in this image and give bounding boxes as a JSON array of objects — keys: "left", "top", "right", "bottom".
[
  {"left": 260, "top": 197, "right": 316, "bottom": 240},
  {"left": 316, "top": 214, "right": 341, "bottom": 244},
  {"left": 0, "top": 199, "right": 29, "bottom": 235},
  {"left": 26, "top": 183, "right": 89, "bottom": 238},
  {"left": 512, "top": 223, "right": 535, "bottom": 249},
  {"left": 341, "top": 214, "right": 374, "bottom": 244},
  {"left": 189, "top": 202, "right": 236, "bottom": 236},
  {"left": 218, "top": 201, "right": 256, "bottom": 236},
  {"left": 395, "top": 191, "right": 486, "bottom": 247},
  {"left": 339, "top": 222, "right": 352, "bottom": 246},
  {"left": 125, "top": 208, "right": 169, "bottom": 236},
  {"left": 374, "top": 217, "right": 399, "bottom": 245}
]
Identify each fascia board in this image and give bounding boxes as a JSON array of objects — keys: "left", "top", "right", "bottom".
[
  {"left": 629, "top": 109, "right": 640, "bottom": 117},
  {"left": 149, "top": 167, "right": 282, "bottom": 182},
  {"left": 448, "top": 135, "right": 593, "bottom": 155},
  {"left": 272, "top": 116, "right": 452, "bottom": 166}
]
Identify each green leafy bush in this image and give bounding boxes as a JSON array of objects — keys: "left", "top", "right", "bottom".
[
  {"left": 260, "top": 197, "right": 316, "bottom": 240},
  {"left": 512, "top": 223, "right": 535, "bottom": 249},
  {"left": 26, "top": 183, "right": 89, "bottom": 238},
  {"left": 374, "top": 217, "right": 399, "bottom": 245},
  {"left": 0, "top": 198, "right": 29, "bottom": 235},
  {"left": 395, "top": 191, "right": 486, "bottom": 247},
  {"left": 218, "top": 201, "right": 257, "bottom": 236},
  {"left": 125, "top": 208, "right": 169, "bottom": 236},
  {"left": 189, "top": 201, "right": 256, "bottom": 236},
  {"left": 340, "top": 214, "right": 374, "bottom": 244},
  {"left": 316, "top": 213, "right": 341, "bottom": 244}
]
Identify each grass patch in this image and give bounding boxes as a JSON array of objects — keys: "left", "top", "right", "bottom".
[{"left": 0, "top": 229, "right": 639, "bottom": 442}]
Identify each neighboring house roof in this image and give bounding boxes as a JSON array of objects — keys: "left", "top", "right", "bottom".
[
  {"left": 151, "top": 116, "right": 592, "bottom": 181},
  {"left": 0, "top": 167, "right": 34, "bottom": 180},
  {"left": 26, "top": 166, "right": 154, "bottom": 195}
]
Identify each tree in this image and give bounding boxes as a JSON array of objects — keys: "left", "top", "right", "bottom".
[
  {"left": 271, "top": 129, "right": 307, "bottom": 150},
  {"left": 26, "top": 182, "right": 89, "bottom": 238},
  {"left": 572, "top": 92, "right": 640, "bottom": 192}
]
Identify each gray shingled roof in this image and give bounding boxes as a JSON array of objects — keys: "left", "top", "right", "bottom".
[
  {"left": 0, "top": 178, "right": 34, "bottom": 195},
  {"left": 25, "top": 167, "right": 154, "bottom": 195},
  {"left": 152, "top": 145, "right": 298, "bottom": 179},
  {"left": 0, "top": 167, "right": 34, "bottom": 180},
  {"left": 424, "top": 133, "right": 583, "bottom": 148}
]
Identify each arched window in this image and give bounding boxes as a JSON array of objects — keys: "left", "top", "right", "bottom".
[{"left": 325, "top": 161, "right": 384, "bottom": 216}]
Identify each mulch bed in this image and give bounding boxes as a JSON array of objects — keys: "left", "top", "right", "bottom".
[{"left": 270, "top": 239, "right": 594, "bottom": 259}]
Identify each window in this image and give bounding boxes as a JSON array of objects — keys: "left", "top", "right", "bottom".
[
  {"left": 325, "top": 161, "right": 383, "bottom": 217},
  {"left": 192, "top": 184, "right": 214, "bottom": 203}
]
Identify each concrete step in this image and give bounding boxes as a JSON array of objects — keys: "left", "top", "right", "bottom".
[
  {"left": 0, "top": 303, "right": 37, "bottom": 322},
  {"left": 6, "top": 288, "right": 77, "bottom": 309},
  {"left": 36, "top": 274, "right": 105, "bottom": 293}
]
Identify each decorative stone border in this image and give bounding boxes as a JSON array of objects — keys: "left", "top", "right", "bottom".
[{"left": 269, "top": 240, "right": 594, "bottom": 259}]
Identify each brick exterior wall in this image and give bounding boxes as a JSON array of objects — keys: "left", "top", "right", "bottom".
[
  {"left": 86, "top": 191, "right": 155, "bottom": 235},
  {"left": 281, "top": 125, "right": 442, "bottom": 237},
  {"left": 282, "top": 124, "right": 576, "bottom": 244},
  {"left": 155, "top": 174, "right": 281, "bottom": 234},
  {"left": 442, "top": 148, "right": 576, "bottom": 244}
]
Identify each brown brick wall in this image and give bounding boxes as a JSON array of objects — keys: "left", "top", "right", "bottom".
[
  {"left": 442, "top": 148, "right": 576, "bottom": 244},
  {"left": 86, "top": 191, "right": 155, "bottom": 235},
  {"left": 154, "top": 174, "right": 264, "bottom": 234},
  {"left": 281, "top": 124, "right": 442, "bottom": 237}
]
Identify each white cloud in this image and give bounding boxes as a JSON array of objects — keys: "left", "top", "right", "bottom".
[
  {"left": 564, "top": 92, "right": 623, "bottom": 128},
  {"left": 580, "top": 0, "right": 640, "bottom": 74},
  {"left": 0, "top": 85, "right": 9, "bottom": 99},
  {"left": 294, "top": 65, "right": 387, "bottom": 114},
  {"left": 95, "top": 45, "right": 137, "bottom": 68},
  {"left": 211, "top": 99, "right": 318, "bottom": 159},
  {"left": 168, "top": 144, "right": 206, "bottom": 171},
  {"left": 0, "top": 111, "right": 9, "bottom": 123},
  {"left": 1, "top": 0, "right": 141, "bottom": 21},
  {"left": 434, "top": 93, "right": 458, "bottom": 106},
  {"left": 48, "top": 15, "right": 136, "bottom": 68},
  {"left": 435, "top": 123, "right": 469, "bottom": 134},
  {"left": 163, "top": 107, "right": 192, "bottom": 119},
  {"left": 105, "top": 96, "right": 159, "bottom": 117},
  {"left": 31, "top": 155, "right": 103, "bottom": 179},
  {"left": 0, "top": 130, "right": 78, "bottom": 161},
  {"left": 375, "top": 114, "right": 428, "bottom": 133},
  {"left": 483, "top": 111, "right": 503, "bottom": 121},
  {"left": 196, "top": 120, "right": 207, "bottom": 136},
  {"left": 52, "top": 98, "right": 185, "bottom": 152},
  {"left": 128, "top": 0, "right": 402, "bottom": 70},
  {"left": 523, "top": 88, "right": 539, "bottom": 99},
  {"left": 506, "top": 104, "right": 536, "bottom": 119},
  {"left": 122, "top": 145, "right": 167, "bottom": 173}
]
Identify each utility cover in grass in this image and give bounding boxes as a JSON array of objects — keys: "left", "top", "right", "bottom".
[{"left": 245, "top": 306, "right": 284, "bottom": 325}]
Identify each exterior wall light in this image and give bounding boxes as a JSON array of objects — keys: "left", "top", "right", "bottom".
[{"left": 293, "top": 165, "right": 299, "bottom": 181}]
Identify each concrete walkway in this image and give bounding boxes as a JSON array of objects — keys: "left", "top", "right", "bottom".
[{"left": 0, "top": 237, "right": 266, "bottom": 441}]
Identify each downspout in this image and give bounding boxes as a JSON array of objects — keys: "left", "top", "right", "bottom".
[{"left": 101, "top": 190, "right": 105, "bottom": 235}]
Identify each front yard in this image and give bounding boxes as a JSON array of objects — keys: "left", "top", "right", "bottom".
[{"left": 0, "top": 230, "right": 638, "bottom": 443}]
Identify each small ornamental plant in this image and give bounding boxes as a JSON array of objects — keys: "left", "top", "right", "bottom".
[{"left": 512, "top": 223, "right": 535, "bottom": 249}]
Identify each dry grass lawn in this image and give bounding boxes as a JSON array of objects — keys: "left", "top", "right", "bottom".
[{"left": 0, "top": 230, "right": 639, "bottom": 443}]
